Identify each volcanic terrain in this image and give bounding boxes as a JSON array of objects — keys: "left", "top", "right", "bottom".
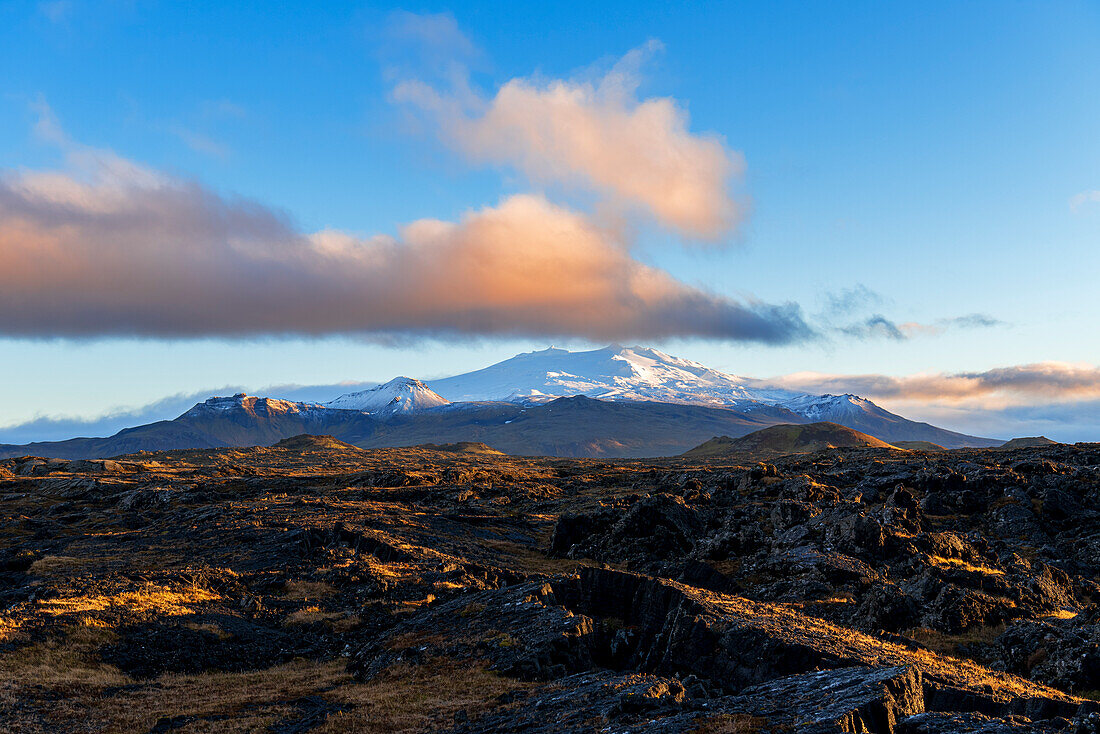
[{"left": 1, "top": 437, "right": 1099, "bottom": 732}]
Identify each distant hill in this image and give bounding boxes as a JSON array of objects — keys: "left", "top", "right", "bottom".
[
  {"left": 770, "top": 394, "right": 1001, "bottom": 449},
  {"left": 892, "top": 440, "right": 946, "bottom": 451},
  {"left": 998, "top": 436, "right": 1060, "bottom": 449},
  {"left": 416, "top": 442, "right": 504, "bottom": 455},
  {"left": 683, "top": 422, "right": 899, "bottom": 458},
  {"left": 273, "top": 434, "right": 364, "bottom": 452}
]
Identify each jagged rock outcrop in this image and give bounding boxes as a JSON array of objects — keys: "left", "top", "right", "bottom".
[{"left": 3, "top": 440, "right": 1099, "bottom": 732}]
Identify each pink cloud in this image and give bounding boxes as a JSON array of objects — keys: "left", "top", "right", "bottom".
[{"left": 0, "top": 156, "right": 807, "bottom": 342}]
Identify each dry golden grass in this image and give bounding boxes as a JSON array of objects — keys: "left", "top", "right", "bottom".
[
  {"left": 326, "top": 615, "right": 361, "bottom": 633},
  {"left": 685, "top": 582, "right": 1078, "bottom": 705},
  {"left": 691, "top": 714, "right": 787, "bottom": 733},
  {"left": 788, "top": 595, "right": 856, "bottom": 611},
  {"left": 384, "top": 631, "right": 449, "bottom": 651},
  {"left": 928, "top": 555, "right": 1006, "bottom": 576},
  {"left": 906, "top": 624, "right": 1007, "bottom": 658},
  {"left": 28, "top": 555, "right": 94, "bottom": 576},
  {"left": 70, "top": 659, "right": 344, "bottom": 733},
  {"left": 705, "top": 559, "right": 742, "bottom": 576},
  {"left": 477, "top": 538, "right": 583, "bottom": 573},
  {"left": 1041, "top": 608, "right": 1079, "bottom": 620},
  {"left": 37, "top": 583, "right": 220, "bottom": 617},
  {"left": 282, "top": 607, "right": 341, "bottom": 626},
  {"left": 0, "top": 624, "right": 128, "bottom": 690},
  {"left": 0, "top": 626, "right": 346, "bottom": 733},
  {"left": 2, "top": 644, "right": 529, "bottom": 734},
  {"left": 432, "top": 580, "right": 467, "bottom": 591},
  {"left": 316, "top": 657, "right": 528, "bottom": 734},
  {"left": 0, "top": 614, "right": 26, "bottom": 644},
  {"left": 280, "top": 580, "right": 336, "bottom": 601},
  {"left": 183, "top": 621, "right": 232, "bottom": 639},
  {"left": 483, "top": 631, "right": 516, "bottom": 649}
]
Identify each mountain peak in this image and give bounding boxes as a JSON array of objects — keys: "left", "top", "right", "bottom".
[
  {"left": 326, "top": 376, "right": 449, "bottom": 414},
  {"left": 427, "top": 343, "right": 760, "bottom": 405},
  {"left": 182, "top": 394, "right": 316, "bottom": 418}
]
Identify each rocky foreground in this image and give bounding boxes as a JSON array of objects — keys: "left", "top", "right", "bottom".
[{"left": 1, "top": 436, "right": 1099, "bottom": 732}]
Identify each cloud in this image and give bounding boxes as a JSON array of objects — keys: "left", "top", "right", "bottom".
[
  {"left": 752, "top": 361, "right": 1100, "bottom": 441},
  {"left": 1069, "top": 190, "right": 1100, "bottom": 212},
  {"left": 822, "top": 284, "right": 885, "bottom": 316},
  {"left": 944, "top": 313, "right": 1003, "bottom": 329},
  {"left": 393, "top": 39, "right": 744, "bottom": 240},
  {"left": 840, "top": 315, "right": 906, "bottom": 340},
  {"left": 169, "top": 126, "right": 230, "bottom": 158},
  {"left": 0, "top": 147, "right": 810, "bottom": 343},
  {"left": 840, "top": 313, "right": 1003, "bottom": 340},
  {"left": 38, "top": 1, "right": 71, "bottom": 23},
  {"left": 855, "top": 399, "right": 1100, "bottom": 444},
  {"left": 759, "top": 362, "right": 1100, "bottom": 407},
  {"left": 384, "top": 10, "right": 479, "bottom": 63},
  {"left": 199, "top": 99, "right": 248, "bottom": 121},
  {"left": 0, "top": 380, "right": 377, "bottom": 444},
  {"left": 0, "top": 390, "right": 228, "bottom": 444}
]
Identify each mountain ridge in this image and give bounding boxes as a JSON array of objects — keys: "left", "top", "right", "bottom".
[
  {"left": 0, "top": 395, "right": 811, "bottom": 460},
  {"left": 0, "top": 345, "right": 1000, "bottom": 458}
]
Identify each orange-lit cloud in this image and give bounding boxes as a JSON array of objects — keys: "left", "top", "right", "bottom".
[
  {"left": 393, "top": 41, "right": 744, "bottom": 240},
  {"left": 0, "top": 155, "right": 808, "bottom": 342},
  {"left": 758, "top": 362, "right": 1100, "bottom": 408}
]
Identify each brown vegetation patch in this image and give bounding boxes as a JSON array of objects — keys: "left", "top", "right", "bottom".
[
  {"left": 906, "top": 624, "right": 1007, "bottom": 658},
  {"left": 316, "top": 657, "right": 529, "bottom": 733}
]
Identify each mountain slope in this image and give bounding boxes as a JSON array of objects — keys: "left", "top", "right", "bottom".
[
  {"left": 364, "top": 396, "right": 805, "bottom": 457},
  {"left": 892, "top": 440, "right": 946, "bottom": 451},
  {"left": 683, "top": 422, "right": 899, "bottom": 458},
  {"left": 326, "top": 377, "right": 450, "bottom": 414},
  {"left": 0, "top": 395, "right": 381, "bottom": 460}
]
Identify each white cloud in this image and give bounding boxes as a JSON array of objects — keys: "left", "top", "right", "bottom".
[
  {"left": 38, "top": 1, "right": 71, "bottom": 23},
  {"left": 1069, "top": 189, "right": 1100, "bottom": 212},
  {"left": 393, "top": 40, "right": 745, "bottom": 240}
]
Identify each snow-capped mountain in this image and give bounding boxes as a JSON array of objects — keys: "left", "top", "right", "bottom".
[
  {"left": 777, "top": 393, "right": 879, "bottom": 421},
  {"left": 427, "top": 345, "right": 788, "bottom": 406},
  {"left": 326, "top": 377, "right": 450, "bottom": 415},
  {"left": 423, "top": 345, "right": 999, "bottom": 447}
]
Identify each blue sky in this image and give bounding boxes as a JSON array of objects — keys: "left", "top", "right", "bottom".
[{"left": 1, "top": 1, "right": 1098, "bottom": 441}]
